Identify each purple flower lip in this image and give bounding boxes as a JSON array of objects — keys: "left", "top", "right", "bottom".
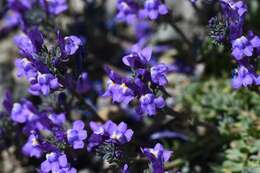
[
  {"left": 142, "top": 143, "right": 172, "bottom": 173},
  {"left": 67, "top": 120, "right": 87, "bottom": 149}
]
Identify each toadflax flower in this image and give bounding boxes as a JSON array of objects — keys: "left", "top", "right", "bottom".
[
  {"left": 103, "top": 67, "right": 135, "bottom": 105},
  {"left": 67, "top": 120, "right": 87, "bottom": 149},
  {"left": 231, "top": 65, "right": 260, "bottom": 89},
  {"left": 139, "top": 0, "right": 168, "bottom": 20},
  {"left": 220, "top": 0, "right": 247, "bottom": 41},
  {"left": 88, "top": 120, "right": 133, "bottom": 151},
  {"left": 231, "top": 36, "right": 254, "bottom": 60},
  {"left": 75, "top": 72, "right": 91, "bottom": 94},
  {"left": 40, "top": 152, "right": 77, "bottom": 173},
  {"left": 142, "top": 143, "right": 172, "bottom": 173},
  {"left": 11, "top": 100, "right": 38, "bottom": 123},
  {"left": 151, "top": 64, "right": 168, "bottom": 86},
  {"left": 116, "top": 0, "right": 140, "bottom": 24},
  {"left": 29, "top": 72, "right": 59, "bottom": 96},
  {"left": 41, "top": 0, "right": 68, "bottom": 15},
  {"left": 137, "top": 93, "right": 165, "bottom": 116},
  {"left": 22, "top": 133, "right": 42, "bottom": 158}
]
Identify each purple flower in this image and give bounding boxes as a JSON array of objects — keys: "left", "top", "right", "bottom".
[
  {"left": 142, "top": 143, "right": 172, "bottom": 173},
  {"left": 0, "top": 11, "right": 21, "bottom": 33},
  {"left": 63, "top": 36, "right": 82, "bottom": 56},
  {"left": 76, "top": 72, "right": 91, "bottom": 94},
  {"left": 15, "top": 58, "right": 37, "bottom": 82},
  {"left": 103, "top": 67, "right": 135, "bottom": 105},
  {"left": 103, "top": 80, "right": 135, "bottom": 105},
  {"left": 14, "top": 34, "right": 35, "bottom": 55},
  {"left": 220, "top": 0, "right": 247, "bottom": 41},
  {"left": 139, "top": 0, "right": 168, "bottom": 20},
  {"left": 42, "top": 0, "right": 68, "bottom": 15},
  {"left": 40, "top": 152, "right": 77, "bottom": 173},
  {"left": 105, "top": 121, "right": 134, "bottom": 144},
  {"left": 48, "top": 113, "right": 66, "bottom": 126},
  {"left": 121, "top": 164, "right": 129, "bottom": 173},
  {"left": 67, "top": 120, "right": 87, "bottom": 149},
  {"left": 88, "top": 120, "right": 133, "bottom": 151},
  {"left": 137, "top": 93, "right": 165, "bottom": 116},
  {"left": 151, "top": 64, "right": 168, "bottom": 86},
  {"left": 14, "top": 28, "right": 44, "bottom": 56},
  {"left": 2, "top": 90, "right": 13, "bottom": 113},
  {"left": 231, "top": 36, "right": 253, "bottom": 60},
  {"left": 231, "top": 65, "right": 256, "bottom": 89},
  {"left": 231, "top": 33, "right": 260, "bottom": 60},
  {"left": 11, "top": 100, "right": 38, "bottom": 123},
  {"left": 8, "top": 0, "right": 33, "bottom": 12},
  {"left": 22, "top": 133, "right": 42, "bottom": 158},
  {"left": 116, "top": 0, "right": 139, "bottom": 24},
  {"left": 29, "top": 73, "right": 59, "bottom": 96},
  {"left": 122, "top": 45, "right": 152, "bottom": 68}
]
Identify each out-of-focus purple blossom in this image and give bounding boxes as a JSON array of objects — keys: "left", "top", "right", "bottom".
[
  {"left": 88, "top": 120, "right": 133, "bottom": 151},
  {"left": 11, "top": 100, "right": 38, "bottom": 123},
  {"left": 139, "top": 0, "right": 168, "bottom": 20},
  {"left": 0, "top": 11, "right": 21, "bottom": 33},
  {"left": 8, "top": 0, "right": 33, "bottom": 12},
  {"left": 15, "top": 58, "right": 38, "bottom": 82},
  {"left": 116, "top": 0, "right": 139, "bottom": 24},
  {"left": 134, "top": 21, "right": 152, "bottom": 39},
  {"left": 150, "top": 131, "right": 188, "bottom": 141},
  {"left": 142, "top": 143, "right": 172, "bottom": 173},
  {"left": 220, "top": 0, "right": 247, "bottom": 41},
  {"left": 121, "top": 164, "right": 129, "bottom": 173},
  {"left": 67, "top": 120, "right": 87, "bottom": 149},
  {"left": 29, "top": 73, "right": 59, "bottom": 96},
  {"left": 189, "top": 0, "right": 197, "bottom": 4},
  {"left": 48, "top": 113, "right": 66, "bottom": 126},
  {"left": 2, "top": 90, "right": 13, "bottom": 113},
  {"left": 41, "top": 0, "right": 68, "bottom": 15},
  {"left": 137, "top": 94, "right": 165, "bottom": 116},
  {"left": 151, "top": 64, "right": 168, "bottom": 86},
  {"left": 76, "top": 72, "right": 91, "bottom": 94},
  {"left": 22, "top": 133, "right": 42, "bottom": 158},
  {"left": 167, "top": 60, "right": 194, "bottom": 74},
  {"left": 40, "top": 152, "right": 77, "bottom": 173}
]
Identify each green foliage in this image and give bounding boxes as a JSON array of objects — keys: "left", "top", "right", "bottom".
[{"left": 175, "top": 78, "right": 260, "bottom": 173}]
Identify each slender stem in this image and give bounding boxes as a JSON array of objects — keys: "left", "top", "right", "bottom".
[
  {"left": 169, "top": 22, "right": 192, "bottom": 46},
  {"left": 164, "top": 159, "right": 184, "bottom": 171}
]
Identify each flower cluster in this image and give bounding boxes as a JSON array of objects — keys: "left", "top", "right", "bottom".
[
  {"left": 10, "top": 98, "right": 90, "bottom": 172},
  {"left": 14, "top": 28, "right": 82, "bottom": 96},
  {"left": 116, "top": 0, "right": 168, "bottom": 24},
  {"left": 40, "top": 152, "right": 76, "bottom": 173},
  {"left": 2, "top": 1, "right": 178, "bottom": 172},
  {"left": 2, "top": 0, "right": 68, "bottom": 31},
  {"left": 219, "top": 0, "right": 260, "bottom": 89},
  {"left": 104, "top": 45, "right": 168, "bottom": 116}
]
